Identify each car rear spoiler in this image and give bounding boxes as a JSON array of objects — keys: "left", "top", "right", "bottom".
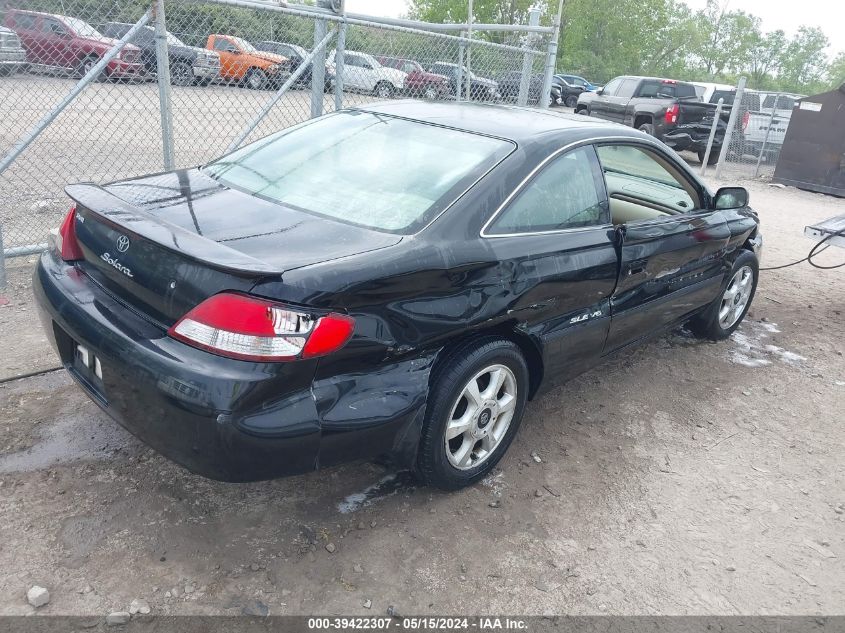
[{"left": 65, "top": 183, "right": 284, "bottom": 275}]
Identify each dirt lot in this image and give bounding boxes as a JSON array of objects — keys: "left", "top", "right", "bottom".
[{"left": 0, "top": 178, "right": 843, "bottom": 617}]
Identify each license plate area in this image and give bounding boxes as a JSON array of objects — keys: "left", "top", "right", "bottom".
[{"left": 70, "top": 342, "right": 108, "bottom": 404}]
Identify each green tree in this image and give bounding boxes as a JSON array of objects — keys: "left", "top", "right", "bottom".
[
  {"left": 828, "top": 51, "right": 845, "bottom": 88},
  {"left": 747, "top": 28, "right": 787, "bottom": 89},
  {"left": 779, "top": 26, "right": 830, "bottom": 91}
]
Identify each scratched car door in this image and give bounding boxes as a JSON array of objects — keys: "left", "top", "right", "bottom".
[
  {"left": 482, "top": 145, "right": 619, "bottom": 382},
  {"left": 596, "top": 142, "right": 731, "bottom": 352}
]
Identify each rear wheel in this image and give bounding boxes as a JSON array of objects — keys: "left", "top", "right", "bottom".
[
  {"left": 374, "top": 81, "right": 394, "bottom": 99},
  {"left": 638, "top": 122, "right": 655, "bottom": 136},
  {"left": 565, "top": 95, "right": 578, "bottom": 108},
  {"left": 689, "top": 250, "right": 759, "bottom": 341},
  {"left": 245, "top": 67, "right": 268, "bottom": 90},
  {"left": 170, "top": 61, "right": 194, "bottom": 86},
  {"left": 698, "top": 148, "right": 719, "bottom": 166},
  {"left": 416, "top": 338, "right": 529, "bottom": 490},
  {"left": 423, "top": 84, "right": 438, "bottom": 100}
]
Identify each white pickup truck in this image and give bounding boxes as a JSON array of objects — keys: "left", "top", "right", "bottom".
[{"left": 740, "top": 92, "right": 805, "bottom": 160}]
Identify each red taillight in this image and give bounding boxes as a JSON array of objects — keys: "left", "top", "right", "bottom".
[
  {"left": 665, "top": 103, "right": 679, "bottom": 125},
  {"left": 55, "top": 204, "right": 84, "bottom": 262},
  {"left": 742, "top": 111, "right": 750, "bottom": 131},
  {"left": 168, "top": 292, "right": 354, "bottom": 362}
]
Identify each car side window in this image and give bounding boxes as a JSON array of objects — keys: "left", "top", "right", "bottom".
[
  {"left": 12, "top": 14, "right": 38, "bottom": 30},
  {"left": 488, "top": 146, "right": 608, "bottom": 235},
  {"left": 213, "top": 38, "right": 234, "bottom": 52},
  {"left": 42, "top": 18, "right": 66, "bottom": 36},
  {"left": 595, "top": 144, "right": 702, "bottom": 218},
  {"left": 601, "top": 78, "right": 622, "bottom": 96},
  {"left": 616, "top": 79, "right": 639, "bottom": 98}
]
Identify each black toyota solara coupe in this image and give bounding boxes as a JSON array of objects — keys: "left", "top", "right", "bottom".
[{"left": 34, "top": 101, "right": 762, "bottom": 490}]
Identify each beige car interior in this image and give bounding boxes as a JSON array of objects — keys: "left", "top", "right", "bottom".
[{"left": 599, "top": 146, "right": 703, "bottom": 226}]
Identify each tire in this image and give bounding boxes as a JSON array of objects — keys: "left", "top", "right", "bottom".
[
  {"left": 416, "top": 337, "right": 529, "bottom": 490},
  {"left": 423, "top": 84, "right": 438, "bottom": 100},
  {"left": 688, "top": 250, "right": 759, "bottom": 341},
  {"left": 638, "top": 122, "right": 655, "bottom": 136},
  {"left": 197, "top": 77, "right": 213, "bottom": 87},
  {"left": 698, "top": 148, "right": 719, "bottom": 166},
  {"left": 565, "top": 95, "right": 578, "bottom": 108},
  {"left": 374, "top": 81, "right": 394, "bottom": 99},
  {"left": 170, "top": 61, "right": 194, "bottom": 87},
  {"left": 78, "top": 55, "right": 104, "bottom": 81},
  {"left": 0, "top": 66, "right": 12, "bottom": 77},
  {"left": 575, "top": 107, "right": 589, "bottom": 116},
  {"left": 245, "top": 67, "right": 268, "bottom": 90}
]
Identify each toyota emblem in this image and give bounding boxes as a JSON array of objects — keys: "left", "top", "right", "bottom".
[{"left": 116, "top": 235, "right": 130, "bottom": 253}]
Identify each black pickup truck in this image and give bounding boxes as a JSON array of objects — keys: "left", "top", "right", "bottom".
[{"left": 576, "top": 76, "right": 729, "bottom": 161}]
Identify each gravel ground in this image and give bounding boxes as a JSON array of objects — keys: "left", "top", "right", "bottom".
[{"left": 0, "top": 152, "right": 843, "bottom": 617}]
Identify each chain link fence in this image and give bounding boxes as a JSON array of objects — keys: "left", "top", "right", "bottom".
[
  {"left": 706, "top": 77, "right": 801, "bottom": 182},
  {"left": 0, "top": 0, "right": 556, "bottom": 284}
]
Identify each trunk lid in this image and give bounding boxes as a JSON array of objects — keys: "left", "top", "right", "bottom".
[{"left": 67, "top": 169, "right": 401, "bottom": 325}]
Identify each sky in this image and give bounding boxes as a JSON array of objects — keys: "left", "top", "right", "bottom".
[{"left": 343, "top": 0, "right": 845, "bottom": 56}]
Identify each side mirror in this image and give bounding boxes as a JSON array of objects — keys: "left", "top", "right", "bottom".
[
  {"left": 596, "top": 88, "right": 604, "bottom": 96},
  {"left": 714, "top": 187, "right": 749, "bottom": 210}
]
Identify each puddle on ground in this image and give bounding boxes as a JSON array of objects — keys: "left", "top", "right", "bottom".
[
  {"left": 0, "top": 406, "right": 136, "bottom": 474},
  {"left": 727, "top": 321, "right": 805, "bottom": 368},
  {"left": 336, "top": 470, "right": 416, "bottom": 514}
]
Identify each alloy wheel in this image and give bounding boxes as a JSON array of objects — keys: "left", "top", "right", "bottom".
[
  {"left": 719, "top": 265, "right": 754, "bottom": 329},
  {"left": 172, "top": 63, "right": 192, "bottom": 86},
  {"left": 424, "top": 85, "right": 438, "bottom": 100},
  {"left": 444, "top": 364, "right": 518, "bottom": 470}
]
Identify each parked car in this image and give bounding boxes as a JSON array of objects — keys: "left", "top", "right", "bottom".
[
  {"left": 206, "top": 34, "right": 289, "bottom": 90},
  {"left": 327, "top": 50, "right": 406, "bottom": 98},
  {"left": 428, "top": 62, "right": 498, "bottom": 101},
  {"left": 377, "top": 55, "right": 449, "bottom": 99},
  {"left": 0, "top": 25, "right": 26, "bottom": 76},
  {"left": 4, "top": 9, "right": 143, "bottom": 80},
  {"left": 576, "top": 76, "right": 728, "bottom": 158},
  {"left": 556, "top": 73, "right": 601, "bottom": 92},
  {"left": 102, "top": 23, "right": 219, "bottom": 86},
  {"left": 498, "top": 72, "right": 567, "bottom": 107},
  {"left": 253, "top": 41, "right": 333, "bottom": 91},
  {"left": 690, "top": 82, "right": 735, "bottom": 104},
  {"left": 34, "top": 101, "right": 761, "bottom": 489},
  {"left": 739, "top": 92, "right": 804, "bottom": 160}
]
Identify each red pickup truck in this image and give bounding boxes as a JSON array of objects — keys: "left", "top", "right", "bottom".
[{"left": 4, "top": 9, "right": 143, "bottom": 80}]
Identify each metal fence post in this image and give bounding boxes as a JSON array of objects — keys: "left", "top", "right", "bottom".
[
  {"left": 700, "top": 97, "right": 724, "bottom": 176},
  {"left": 334, "top": 20, "right": 347, "bottom": 112},
  {"left": 517, "top": 8, "right": 540, "bottom": 107},
  {"left": 715, "top": 76, "right": 746, "bottom": 180},
  {"left": 456, "top": 32, "right": 465, "bottom": 103},
  {"left": 154, "top": 0, "right": 175, "bottom": 170},
  {"left": 311, "top": 18, "right": 328, "bottom": 118},
  {"left": 0, "top": 223, "right": 6, "bottom": 290},
  {"left": 754, "top": 92, "right": 781, "bottom": 178},
  {"left": 464, "top": 0, "right": 473, "bottom": 101},
  {"left": 539, "top": 0, "right": 563, "bottom": 111}
]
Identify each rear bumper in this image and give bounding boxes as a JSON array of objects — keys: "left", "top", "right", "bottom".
[
  {"left": 663, "top": 131, "right": 717, "bottom": 154},
  {"left": 33, "top": 251, "right": 431, "bottom": 481},
  {"left": 33, "top": 250, "right": 322, "bottom": 482}
]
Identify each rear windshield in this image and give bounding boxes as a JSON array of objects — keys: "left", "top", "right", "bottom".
[
  {"left": 638, "top": 80, "right": 697, "bottom": 99},
  {"left": 203, "top": 111, "right": 513, "bottom": 233}
]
